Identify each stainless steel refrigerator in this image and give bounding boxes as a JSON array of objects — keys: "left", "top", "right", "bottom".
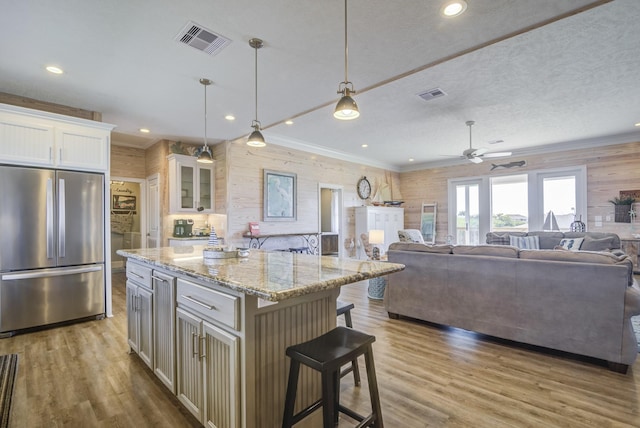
[{"left": 0, "top": 165, "right": 105, "bottom": 336}]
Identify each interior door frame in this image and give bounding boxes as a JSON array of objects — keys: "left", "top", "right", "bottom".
[
  {"left": 110, "top": 176, "right": 147, "bottom": 250},
  {"left": 318, "top": 183, "right": 344, "bottom": 258},
  {"left": 146, "top": 173, "right": 161, "bottom": 248}
]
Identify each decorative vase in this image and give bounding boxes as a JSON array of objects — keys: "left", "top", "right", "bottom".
[
  {"left": 615, "top": 205, "right": 632, "bottom": 223},
  {"left": 570, "top": 215, "right": 586, "bottom": 232},
  {"left": 208, "top": 226, "right": 219, "bottom": 246}
]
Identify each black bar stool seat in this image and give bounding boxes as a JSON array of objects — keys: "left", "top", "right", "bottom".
[
  {"left": 289, "top": 247, "right": 308, "bottom": 254},
  {"left": 282, "top": 326, "right": 383, "bottom": 428},
  {"left": 336, "top": 300, "right": 361, "bottom": 386}
]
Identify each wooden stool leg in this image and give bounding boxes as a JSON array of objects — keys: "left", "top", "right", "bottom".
[
  {"left": 364, "top": 345, "right": 384, "bottom": 428},
  {"left": 321, "top": 370, "right": 337, "bottom": 428},
  {"left": 282, "top": 360, "right": 301, "bottom": 428},
  {"left": 343, "top": 310, "right": 362, "bottom": 386}
]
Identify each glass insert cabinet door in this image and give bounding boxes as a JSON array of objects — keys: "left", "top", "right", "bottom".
[
  {"left": 168, "top": 153, "right": 215, "bottom": 213},
  {"left": 180, "top": 164, "right": 194, "bottom": 209},
  {"left": 199, "top": 167, "right": 212, "bottom": 210}
]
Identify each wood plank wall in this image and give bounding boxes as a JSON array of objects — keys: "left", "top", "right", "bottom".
[
  {"left": 110, "top": 145, "right": 146, "bottom": 179},
  {"left": 399, "top": 141, "right": 640, "bottom": 242},
  {"left": 224, "top": 138, "right": 400, "bottom": 250}
]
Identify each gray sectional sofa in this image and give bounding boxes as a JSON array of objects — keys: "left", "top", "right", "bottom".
[{"left": 385, "top": 236, "right": 640, "bottom": 372}]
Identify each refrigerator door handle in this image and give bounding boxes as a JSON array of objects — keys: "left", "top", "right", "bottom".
[
  {"left": 1, "top": 265, "right": 103, "bottom": 281},
  {"left": 58, "top": 178, "right": 66, "bottom": 259},
  {"left": 46, "top": 178, "right": 55, "bottom": 259}
]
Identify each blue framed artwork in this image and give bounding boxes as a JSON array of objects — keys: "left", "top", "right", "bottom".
[{"left": 263, "top": 169, "right": 297, "bottom": 221}]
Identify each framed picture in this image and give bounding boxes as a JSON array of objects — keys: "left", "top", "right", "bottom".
[
  {"left": 112, "top": 195, "right": 137, "bottom": 211},
  {"left": 264, "top": 170, "right": 296, "bottom": 221},
  {"left": 420, "top": 202, "right": 437, "bottom": 244}
]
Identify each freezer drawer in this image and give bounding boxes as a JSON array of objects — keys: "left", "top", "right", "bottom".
[{"left": 0, "top": 265, "right": 105, "bottom": 334}]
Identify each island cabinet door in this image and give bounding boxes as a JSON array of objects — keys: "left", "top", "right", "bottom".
[
  {"left": 176, "top": 308, "right": 204, "bottom": 422},
  {"left": 126, "top": 278, "right": 153, "bottom": 370},
  {"left": 152, "top": 271, "right": 176, "bottom": 394},
  {"left": 137, "top": 287, "right": 154, "bottom": 369},
  {"left": 202, "top": 321, "right": 240, "bottom": 428}
]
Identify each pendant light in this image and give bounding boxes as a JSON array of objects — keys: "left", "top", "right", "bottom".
[
  {"left": 334, "top": 0, "right": 359, "bottom": 120},
  {"left": 197, "top": 78, "right": 214, "bottom": 164},
  {"left": 247, "top": 38, "right": 266, "bottom": 147}
]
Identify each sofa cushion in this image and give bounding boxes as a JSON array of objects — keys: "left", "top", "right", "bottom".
[
  {"left": 581, "top": 234, "right": 620, "bottom": 251},
  {"left": 486, "top": 232, "right": 526, "bottom": 245},
  {"left": 388, "top": 242, "right": 453, "bottom": 254},
  {"left": 519, "top": 249, "right": 634, "bottom": 285},
  {"left": 509, "top": 235, "right": 540, "bottom": 249},
  {"left": 559, "top": 237, "right": 584, "bottom": 251},
  {"left": 453, "top": 245, "right": 519, "bottom": 258},
  {"left": 527, "top": 231, "right": 565, "bottom": 249},
  {"left": 397, "top": 229, "right": 425, "bottom": 244}
]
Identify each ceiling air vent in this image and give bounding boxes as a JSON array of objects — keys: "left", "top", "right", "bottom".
[
  {"left": 417, "top": 88, "right": 447, "bottom": 102},
  {"left": 174, "top": 21, "right": 231, "bottom": 56}
]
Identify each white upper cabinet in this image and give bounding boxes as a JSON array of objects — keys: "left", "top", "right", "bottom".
[
  {"left": 168, "top": 153, "right": 215, "bottom": 214},
  {"left": 0, "top": 103, "right": 114, "bottom": 172}
]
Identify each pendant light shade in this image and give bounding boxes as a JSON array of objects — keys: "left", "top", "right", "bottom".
[
  {"left": 334, "top": 0, "right": 359, "bottom": 120},
  {"left": 247, "top": 38, "right": 266, "bottom": 147},
  {"left": 197, "top": 78, "right": 214, "bottom": 164}
]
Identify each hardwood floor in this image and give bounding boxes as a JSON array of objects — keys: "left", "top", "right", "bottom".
[{"left": 1, "top": 273, "right": 639, "bottom": 427}]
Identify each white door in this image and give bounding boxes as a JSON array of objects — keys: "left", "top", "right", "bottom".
[
  {"left": 448, "top": 179, "right": 487, "bottom": 245},
  {"left": 147, "top": 173, "right": 160, "bottom": 248}
]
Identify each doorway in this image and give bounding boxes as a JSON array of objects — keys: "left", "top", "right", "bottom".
[
  {"left": 319, "top": 184, "right": 344, "bottom": 257},
  {"left": 110, "top": 177, "right": 146, "bottom": 271}
]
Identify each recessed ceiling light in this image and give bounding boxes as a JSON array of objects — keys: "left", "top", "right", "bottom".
[
  {"left": 409, "top": 158, "right": 414, "bottom": 162},
  {"left": 139, "top": 128, "right": 150, "bottom": 133},
  {"left": 635, "top": 122, "right": 640, "bottom": 127},
  {"left": 441, "top": 1, "right": 467, "bottom": 17},
  {"left": 46, "top": 66, "right": 64, "bottom": 74},
  {"left": 361, "top": 144, "right": 368, "bottom": 148},
  {"left": 225, "top": 115, "right": 235, "bottom": 121},
  {"left": 285, "top": 120, "right": 294, "bottom": 125}
]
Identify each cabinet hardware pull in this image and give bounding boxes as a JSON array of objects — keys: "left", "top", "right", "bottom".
[
  {"left": 200, "top": 336, "right": 206, "bottom": 360},
  {"left": 152, "top": 275, "right": 167, "bottom": 283},
  {"left": 192, "top": 333, "right": 199, "bottom": 358},
  {"left": 181, "top": 295, "right": 215, "bottom": 311},
  {"left": 129, "top": 271, "right": 144, "bottom": 280}
]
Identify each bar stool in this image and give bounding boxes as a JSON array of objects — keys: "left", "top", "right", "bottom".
[
  {"left": 288, "top": 247, "right": 308, "bottom": 254},
  {"left": 282, "top": 326, "right": 383, "bottom": 428},
  {"left": 336, "top": 300, "right": 361, "bottom": 386}
]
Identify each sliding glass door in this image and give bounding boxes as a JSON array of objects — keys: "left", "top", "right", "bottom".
[{"left": 449, "top": 179, "right": 487, "bottom": 245}]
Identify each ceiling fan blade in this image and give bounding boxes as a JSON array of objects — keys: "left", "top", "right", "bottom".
[
  {"left": 482, "top": 151, "right": 512, "bottom": 158},
  {"left": 474, "top": 147, "right": 489, "bottom": 156},
  {"left": 469, "top": 156, "right": 483, "bottom": 164}
]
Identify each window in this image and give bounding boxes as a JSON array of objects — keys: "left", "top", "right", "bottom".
[
  {"left": 448, "top": 166, "right": 586, "bottom": 243},
  {"left": 491, "top": 174, "right": 528, "bottom": 232}
]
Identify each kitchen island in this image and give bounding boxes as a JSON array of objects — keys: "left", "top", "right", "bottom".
[{"left": 117, "top": 246, "right": 404, "bottom": 428}]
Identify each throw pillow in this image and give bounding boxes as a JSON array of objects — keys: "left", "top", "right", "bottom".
[
  {"left": 558, "top": 237, "right": 584, "bottom": 251},
  {"left": 397, "top": 229, "right": 425, "bottom": 244},
  {"left": 509, "top": 235, "right": 540, "bottom": 249}
]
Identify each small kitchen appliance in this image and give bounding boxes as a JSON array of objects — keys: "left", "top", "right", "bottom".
[{"left": 173, "top": 219, "right": 194, "bottom": 237}]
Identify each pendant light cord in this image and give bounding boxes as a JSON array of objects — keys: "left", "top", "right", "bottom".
[
  {"left": 254, "top": 44, "right": 259, "bottom": 124},
  {"left": 203, "top": 82, "right": 208, "bottom": 146},
  {"left": 344, "top": 0, "right": 349, "bottom": 84}
]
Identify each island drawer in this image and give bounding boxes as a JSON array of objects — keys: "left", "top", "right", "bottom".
[
  {"left": 176, "top": 278, "right": 239, "bottom": 330},
  {"left": 126, "top": 261, "right": 152, "bottom": 289}
]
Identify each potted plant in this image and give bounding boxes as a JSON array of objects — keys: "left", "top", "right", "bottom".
[{"left": 608, "top": 196, "right": 636, "bottom": 223}]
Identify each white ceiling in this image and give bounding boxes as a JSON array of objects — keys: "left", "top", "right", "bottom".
[{"left": 2, "top": 0, "right": 639, "bottom": 171}]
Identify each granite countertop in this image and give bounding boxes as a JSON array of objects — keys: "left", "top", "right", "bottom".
[{"left": 116, "top": 246, "right": 405, "bottom": 302}]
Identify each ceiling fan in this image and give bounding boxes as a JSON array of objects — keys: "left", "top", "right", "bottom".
[{"left": 460, "top": 120, "right": 512, "bottom": 163}]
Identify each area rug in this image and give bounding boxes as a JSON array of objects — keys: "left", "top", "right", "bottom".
[
  {"left": 0, "top": 354, "right": 18, "bottom": 428},
  {"left": 633, "top": 316, "right": 640, "bottom": 351}
]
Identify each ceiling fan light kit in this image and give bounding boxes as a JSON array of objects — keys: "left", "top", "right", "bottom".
[
  {"left": 461, "top": 120, "right": 512, "bottom": 164},
  {"left": 334, "top": 0, "right": 360, "bottom": 121}
]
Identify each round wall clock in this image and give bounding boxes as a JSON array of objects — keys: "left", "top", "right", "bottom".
[{"left": 357, "top": 176, "right": 371, "bottom": 199}]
